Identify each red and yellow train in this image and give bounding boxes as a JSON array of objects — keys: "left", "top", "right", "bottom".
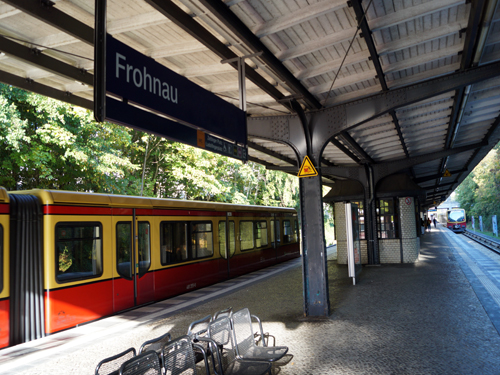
[{"left": 0, "top": 188, "right": 300, "bottom": 348}]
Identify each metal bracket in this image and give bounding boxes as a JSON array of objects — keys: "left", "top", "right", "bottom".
[{"left": 221, "top": 51, "right": 263, "bottom": 112}]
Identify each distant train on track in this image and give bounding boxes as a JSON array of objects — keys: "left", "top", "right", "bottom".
[
  {"left": 0, "top": 188, "right": 300, "bottom": 348},
  {"left": 447, "top": 208, "right": 466, "bottom": 233}
]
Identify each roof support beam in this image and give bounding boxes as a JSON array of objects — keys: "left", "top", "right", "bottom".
[
  {"left": 330, "top": 139, "right": 361, "bottom": 164},
  {"left": 194, "top": 0, "right": 322, "bottom": 110},
  {"left": 0, "top": 36, "right": 93, "bottom": 86},
  {"left": 311, "top": 60, "right": 500, "bottom": 157},
  {"left": 368, "top": 0, "right": 465, "bottom": 32},
  {"left": 251, "top": 0, "right": 347, "bottom": 38},
  {"left": 247, "top": 156, "right": 285, "bottom": 169},
  {"left": 413, "top": 169, "right": 468, "bottom": 183},
  {"left": 247, "top": 141, "right": 297, "bottom": 166},
  {"left": 350, "top": 0, "right": 388, "bottom": 91},
  {"left": 0, "top": 70, "right": 92, "bottom": 110},
  {"left": 320, "top": 141, "right": 486, "bottom": 181},
  {"left": 144, "top": 0, "right": 294, "bottom": 112},
  {"left": 2, "top": 0, "right": 93, "bottom": 46},
  {"left": 249, "top": 60, "right": 500, "bottom": 163},
  {"left": 338, "top": 131, "right": 375, "bottom": 164},
  {"left": 439, "top": 0, "right": 493, "bottom": 186},
  {"left": 276, "top": 27, "right": 359, "bottom": 61}
]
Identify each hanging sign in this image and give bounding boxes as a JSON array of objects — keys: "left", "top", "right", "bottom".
[
  {"left": 94, "top": 6, "right": 247, "bottom": 161},
  {"left": 297, "top": 156, "right": 318, "bottom": 178}
]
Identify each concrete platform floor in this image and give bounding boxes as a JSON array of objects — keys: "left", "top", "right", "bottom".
[{"left": 2, "top": 225, "right": 500, "bottom": 374}]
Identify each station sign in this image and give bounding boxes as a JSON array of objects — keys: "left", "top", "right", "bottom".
[{"left": 94, "top": 17, "right": 247, "bottom": 161}]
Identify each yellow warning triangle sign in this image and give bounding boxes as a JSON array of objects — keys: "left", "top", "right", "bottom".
[
  {"left": 298, "top": 155, "right": 318, "bottom": 178},
  {"left": 443, "top": 169, "right": 452, "bottom": 177}
]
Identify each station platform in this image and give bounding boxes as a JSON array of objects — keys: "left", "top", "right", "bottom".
[{"left": 2, "top": 226, "right": 500, "bottom": 375}]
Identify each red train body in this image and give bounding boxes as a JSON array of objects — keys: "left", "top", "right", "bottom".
[{"left": 0, "top": 189, "right": 300, "bottom": 347}]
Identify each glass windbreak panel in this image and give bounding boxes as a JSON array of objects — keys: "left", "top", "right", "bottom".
[
  {"left": 116, "top": 222, "right": 132, "bottom": 279},
  {"left": 56, "top": 223, "right": 103, "bottom": 282},
  {"left": 138, "top": 222, "right": 151, "bottom": 277},
  {"left": 448, "top": 210, "right": 465, "bottom": 222},
  {"left": 191, "top": 222, "right": 213, "bottom": 259},
  {"left": 218, "top": 221, "right": 235, "bottom": 259},
  {"left": 160, "top": 222, "right": 187, "bottom": 265},
  {"left": 283, "top": 220, "right": 291, "bottom": 244},
  {"left": 240, "top": 221, "right": 254, "bottom": 250},
  {"left": 377, "top": 199, "right": 399, "bottom": 239},
  {"left": 255, "top": 221, "right": 268, "bottom": 248}
]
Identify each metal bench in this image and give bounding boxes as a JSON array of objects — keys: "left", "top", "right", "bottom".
[
  {"left": 162, "top": 335, "right": 209, "bottom": 375},
  {"left": 231, "top": 308, "right": 288, "bottom": 363},
  {"left": 95, "top": 347, "right": 136, "bottom": 375},
  {"left": 119, "top": 350, "right": 161, "bottom": 375},
  {"left": 200, "top": 316, "right": 271, "bottom": 375},
  {"left": 139, "top": 332, "right": 172, "bottom": 354}
]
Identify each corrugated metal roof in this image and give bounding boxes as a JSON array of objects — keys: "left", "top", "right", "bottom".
[{"left": 0, "top": 0, "right": 498, "bottom": 206}]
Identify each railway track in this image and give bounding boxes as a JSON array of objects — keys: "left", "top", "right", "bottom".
[{"left": 463, "top": 229, "right": 500, "bottom": 255}]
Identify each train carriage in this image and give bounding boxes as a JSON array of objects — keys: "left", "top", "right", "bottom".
[{"left": 1, "top": 189, "right": 300, "bottom": 348}]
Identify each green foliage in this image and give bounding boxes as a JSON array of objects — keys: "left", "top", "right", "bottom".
[
  {"left": 0, "top": 84, "right": 138, "bottom": 192},
  {"left": 0, "top": 84, "right": 301, "bottom": 212},
  {"left": 456, "top": 143, "right": 500, "bottom": 235}
]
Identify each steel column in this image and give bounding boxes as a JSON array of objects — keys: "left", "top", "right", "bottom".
[
  {"left": 300, "top": 173, "right": 330, "bottom": 316},
  {"left": 364, "top": 164, "right": 379, "bottom": 264},
  {"left": 94, "top": 0, "right": 107, "bottom": 122}
]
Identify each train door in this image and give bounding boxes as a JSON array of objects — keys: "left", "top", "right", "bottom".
[
  {"left": 113, "top": 210, "right": 154, "bottom": 312},
  {"left": 218, "top": 214, "right": 235, "bottom": 278}
]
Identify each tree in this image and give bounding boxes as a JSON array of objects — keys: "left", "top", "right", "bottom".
[
  {"left": 455, "top": 172, "right": 478, "bottom": 217},
  {"left": 0, "top": 84, "right": 138, "bottom": 192},
  {"left": 456, "top": 142, "right": 500, "bottom": 231},
  {"left": 0, "top": 84, "right": 301, "bottom": 212}
]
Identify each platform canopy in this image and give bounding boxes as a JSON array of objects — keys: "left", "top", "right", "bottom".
[{"left": 0, "top": 0, "right": 499, "bottom": 207}]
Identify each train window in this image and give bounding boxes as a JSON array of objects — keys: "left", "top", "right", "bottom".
[
  {"left": 255, "top": 221, "right": 268, "bottom": 248},
  {"left": 138, "top": 222, "right": 151, "bottom": 277},
  {"left": 240, "top": 221, "right": 254, "bottom": 250},
  {"left": 283, "top": 220, "right": 292, "bottom": 244},
  {"left": 191, "top": 222, "right": 213, "bottom": 259},
  {"left": 116, "top": 222, "right": 132, "bottom": 280},
  {"left": 218, "top": 221, "right": 235, "bottom": 259},
  {"left": 160, "top": 222, "right": 188, "bottom": 265},
  {"left": 56, "top": 223, "right": 103, "bottom": 283}
]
